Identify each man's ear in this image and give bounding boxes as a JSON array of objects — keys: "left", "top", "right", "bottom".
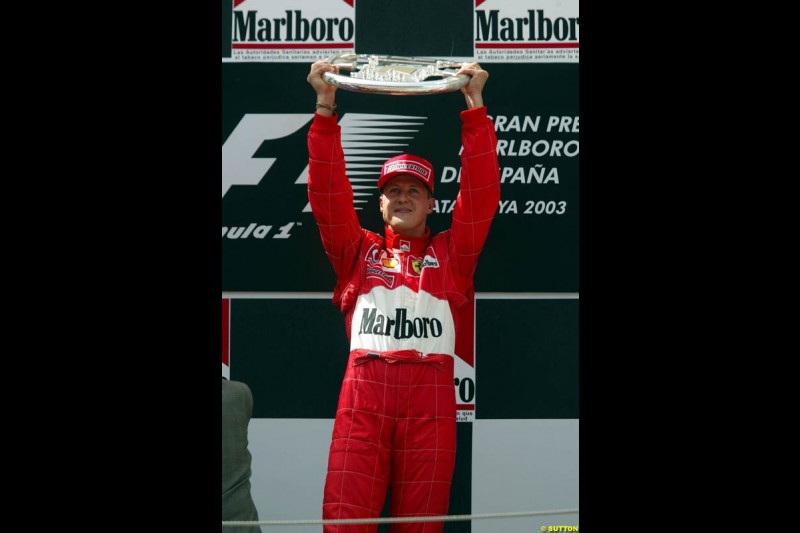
[
  {"left": 379, "top": 196, "right": 385, "bottom": 212},
  {"left": 427, "top": 197, "right": 434, "bottom": 214}
]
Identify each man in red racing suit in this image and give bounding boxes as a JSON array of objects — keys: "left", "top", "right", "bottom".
[{"left": 306, "top": 60, "right": 500, "bottom": 533}]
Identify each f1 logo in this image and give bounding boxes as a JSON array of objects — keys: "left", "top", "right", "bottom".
[{"left": 221, "top": 114, "right": 312, "bottom": 198}]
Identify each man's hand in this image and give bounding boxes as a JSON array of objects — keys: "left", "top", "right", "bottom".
[
  {"left": 308, "top": 61, "right": 338, "bottom": 115},
  {"left": 456, "top": 62, "right": 488, "bottom": 109}
]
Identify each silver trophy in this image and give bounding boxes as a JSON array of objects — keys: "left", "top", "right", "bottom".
[{"left": 323, "top": 53, "right": 470, "bottom": 95}]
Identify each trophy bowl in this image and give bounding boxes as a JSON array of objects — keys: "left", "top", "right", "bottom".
[{"left": 322, "top": 53, "right": 470, "bottom": 95}]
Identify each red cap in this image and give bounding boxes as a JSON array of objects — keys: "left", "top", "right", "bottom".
[{"left": 377, "top": 154, "right": 435, "bottom": 194}]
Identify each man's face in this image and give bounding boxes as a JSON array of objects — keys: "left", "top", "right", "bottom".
[{"left": 379, "top": 175, "right": 434, "bottom": 237}]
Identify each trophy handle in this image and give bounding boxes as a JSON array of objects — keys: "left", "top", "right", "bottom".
[{"left": 322, "top": 53, "right": 470, "bottom": 95}]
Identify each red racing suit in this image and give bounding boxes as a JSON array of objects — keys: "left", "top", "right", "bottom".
[{"left": 307, "top": 107, "right": 500, "bottom": 533}]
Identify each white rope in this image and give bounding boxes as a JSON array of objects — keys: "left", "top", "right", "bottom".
[{"left": 223, "top": 508, "right": 579, "bottom": 527}]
